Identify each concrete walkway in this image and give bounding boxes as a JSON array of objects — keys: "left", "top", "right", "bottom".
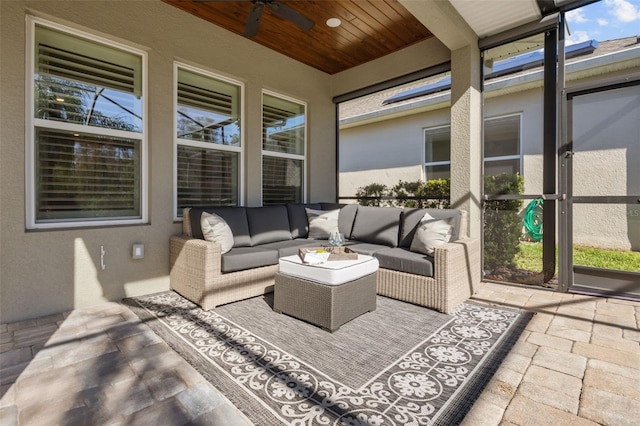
[{"left": 1, "top": 282, "right": 639, "bottom": 425}]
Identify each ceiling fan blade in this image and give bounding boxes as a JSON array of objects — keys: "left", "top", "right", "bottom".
[
  {"left": 244, "top": 2, "right": 265, "bottom": 37},
  {"left": 268, "top": 1, "right": 314, "bottom": 32}
]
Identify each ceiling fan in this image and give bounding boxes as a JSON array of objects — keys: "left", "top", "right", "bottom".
[{"left": 195, "top": 0, "right": 315, "bottom": 37}]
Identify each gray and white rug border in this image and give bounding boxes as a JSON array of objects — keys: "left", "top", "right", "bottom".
[{"left": 125, "top": 291, "right": 532, "bottom": 426}]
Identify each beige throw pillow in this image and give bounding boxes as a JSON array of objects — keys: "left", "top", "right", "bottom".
[
  {"left": 201, "top": 212, "right": 234, "bottom": 254},
  {"left": 305, "top": 208, "right": 340, "bottom": 239},
  {"left": 410, "top": 212, "right": 453, "bottom": 255}
]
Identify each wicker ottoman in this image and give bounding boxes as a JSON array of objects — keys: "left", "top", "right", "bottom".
[{"left": 274, "top": 254, "right": 379, "bottom": 332}]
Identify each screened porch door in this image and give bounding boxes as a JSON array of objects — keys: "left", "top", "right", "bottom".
[{"left": 562, "top": 79, "right": 640, "bottom": 298}]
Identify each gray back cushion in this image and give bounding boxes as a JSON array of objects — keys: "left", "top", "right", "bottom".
[
  {"left": 399, "top": 208, "right": 462, "bottom": 248},
  {"left": 189, "top": 207, "right": 251, "bottom": 247},
  {"left": 350, "top": 206, "right": 402, "bottom": 247},
  {"left": 319, "top": 202, "right": 358, "bottom": 239},
  {"left": 286, "top": 203, "right": 321, "bottom": 239},
  {"left": 246, "top": 206, "right": 292, "bottom": 246}
]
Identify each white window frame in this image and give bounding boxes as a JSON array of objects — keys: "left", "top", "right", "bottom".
[
  {"left": 173, "top": 62, "right": 245, "bottom": 220},
  {"left": 422, "top": 113, "right": 523, "bottom": 180},
  {"left": 483, "top": 113, "right": 523, "bottom": 175},
  {"left": 423, "top": 123, "right": 452, "bottom": 181},
  {"left": 261, "top": 90, "right": 307, "bottom": 204},
  {"left": 25, "top": 16, "right": 148, "bottom": 230}
]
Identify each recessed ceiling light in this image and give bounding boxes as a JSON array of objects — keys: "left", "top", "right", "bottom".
[{"left": 326, "top": 18, "right": 341, "bottom": 28}]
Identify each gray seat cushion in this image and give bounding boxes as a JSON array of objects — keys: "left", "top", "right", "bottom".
[
  {"left": 246, "top": 206, "right": 292, "bottom": 246},
  {"left": 344, "top": 241, "right": 391, "bottom": 256},
  {"left": 400, "top": 208, "right": 462, "bottom": 248},
  {"left": 221, "top": 247, "right": 279, "bottom": 273},
  {"left": 256, "top": 239, "right": 321, "bottom": 258},
  {"left": 350, "top": 206, "right": 401, "bottom": 247},
  {"left": 189, "top": 207, "right": 251, "bottom": 247},
  {"left": 286, "top": 203, "right": 321, "bottom": 238},
  {"left": 373, "top": 247, "right": 434, "bottom": 277}
]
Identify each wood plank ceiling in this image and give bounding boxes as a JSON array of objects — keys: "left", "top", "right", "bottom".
[{"left": 162, "top": 0, "right": 434, "bottom": 74}]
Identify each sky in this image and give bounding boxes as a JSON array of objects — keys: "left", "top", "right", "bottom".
[{"left": 565, "top": 0, "right": 640, "bottom": 44}]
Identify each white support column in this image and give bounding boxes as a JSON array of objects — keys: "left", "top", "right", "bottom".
[{"left": 450, "top": 45, "right": 482, "bottom": 239}]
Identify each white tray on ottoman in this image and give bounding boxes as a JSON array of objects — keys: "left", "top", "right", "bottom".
[{"left": 274, "top": 254, "right": 379, "bottom": 332}]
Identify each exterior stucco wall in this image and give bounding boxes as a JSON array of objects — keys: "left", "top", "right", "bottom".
[
  {"left": 570, "top": 84, "right": 640, "bottom": 250},
  {"left": 339, "top": 109, "right": 450, "bottom": 196},
  {"left": 339, "top": 87, "right": 546, "bottom": 197},
  {"left": 485, "top": 88, "right": 545, "bottom": 195},
  {"left": 0, "top": 1, "right": 335, "bottom": 322},
  {"left": 339, "top": 80, "right": 638, "bottom": 251}
]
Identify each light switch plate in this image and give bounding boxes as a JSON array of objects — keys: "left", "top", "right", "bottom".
[{"left": 132, "top": 243, "right": 144, "bottom": 259}]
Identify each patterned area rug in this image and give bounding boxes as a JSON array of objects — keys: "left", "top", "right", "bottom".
[{"left": 125, "top": 291, "right": 531, "bottom": 425}]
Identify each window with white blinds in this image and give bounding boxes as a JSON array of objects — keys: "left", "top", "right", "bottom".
[
  {"left": 262, "top": 92, "right": 305, "bottom": 205},
  {"left": 27, "top": 18, "right": 146, "bottom": 228},
  {"left": 177, "top": 146, "right": 239, "bottom": 210},
  {"left": 35, "top": 129, "right": 140, "bottom": 220},
  {"left": 175, "top": 65, "right": 242, "bottom": 217}
]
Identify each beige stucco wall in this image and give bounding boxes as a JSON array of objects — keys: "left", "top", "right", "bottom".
[
  {"left": 339, "top": 78, "right": 639, "bottom": 251},
  {"left": 450, "top": 45, "right": 482, "bottom": 238},
  {"left": 339, "top": 109, "right": 450, "bottom": 196},
  {"left": 339, "top": 87, "right": 546, "bottom": 197},
  {"left": 331, "top": 37, "right": 450, "bottom": 97},
  {"left": 485, "top": 88, "right": 545, "bottom": 195},
  {"left": 570, "top": 84, "right": 640, "bottom": 251},
  {"left": 0, "top": 0, "right": 477, "bottom": 323},
  {"left": 0, "top": 0, "right": 339, "bottom": 323},
  {"left": 332, "top": 35, "right": 453, "bottom": 198}
]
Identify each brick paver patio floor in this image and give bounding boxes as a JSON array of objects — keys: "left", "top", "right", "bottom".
[{"left": 1, "top": 282, "right": 639, "bottom": 425}]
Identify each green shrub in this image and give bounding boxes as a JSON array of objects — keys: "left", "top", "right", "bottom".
[
  {"left": 355, "top": 180, "right": 451, "bottom": 208},
  {"left": 389, "top": 180, "right": 421, "bottom": 207},
  {"left": 483, "top": 173, "right": 524, "bottom": 270},
  {"left": 421, "top": 179, "right": 450, "bottom": 209},
  {"left": 389, "top": 179, "right": 450, "bottom": 208},
  {"left": 355, "top": 183, "right": 388, "bottom": 206},
  {"left": 355, "top": 174, "right": 524, "bottom": 271}
]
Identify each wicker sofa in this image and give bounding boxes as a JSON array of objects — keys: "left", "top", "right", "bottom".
[{"left": 170, "top": 203, "right": 481, "bottom": 314}]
